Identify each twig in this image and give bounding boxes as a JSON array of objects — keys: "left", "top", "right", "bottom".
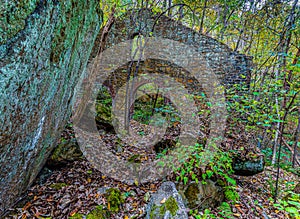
[{"left": 282, "top": 137, "right": 300, "bottom": 166}]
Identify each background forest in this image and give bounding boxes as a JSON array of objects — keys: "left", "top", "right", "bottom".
[{"left": 90, "top": 0, "right": 300, "bottom": 217}]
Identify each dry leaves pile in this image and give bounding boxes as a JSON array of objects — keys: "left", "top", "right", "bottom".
[
  {"left": 3, "top": 120, "right": 299, "bottom": 218},
  {"left": 4, "top": 158, "right": 299, "bottom": 219}
]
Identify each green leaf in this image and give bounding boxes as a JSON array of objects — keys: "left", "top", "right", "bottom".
[
  {"left": 184, "top": 177, "right": 188, "bottom": 185},
  {"left": 157, "top": 161, "right": 165, "bottom": 167},
  {"left": 287, "top": 200, "right": 300, "bottom": 208},
  {"left": 206, "top": 170, "right": 214, "bottom": 178},
  {"left": 285, "top": 206, "right": 298, "bottom": 214}
]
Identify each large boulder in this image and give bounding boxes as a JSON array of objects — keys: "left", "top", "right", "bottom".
[
  {"left": 146, "top": 181, "right": 188, "bottom": 219},
  {"left": 0, "top": 0, "right": 101, "bottom": 215}
]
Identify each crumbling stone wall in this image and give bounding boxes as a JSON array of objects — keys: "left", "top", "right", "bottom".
[
  {"left": 92, "top": 9, "right": 252, "bottom": 91},
  {"left": 0, "top": 0, "right": 101, "bottom": 215}
]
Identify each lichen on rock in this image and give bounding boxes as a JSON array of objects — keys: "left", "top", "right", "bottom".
[
  {"left": 160, "top": 196, "right": 179, "bottom": 216},
  {"left": 0, "top": 0, "right": 40, "bottom": 44}
]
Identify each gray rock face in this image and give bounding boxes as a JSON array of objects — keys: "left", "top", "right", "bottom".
[
  {"left": 146, "top": 181, "right": 188, "bottom": 219},
  {"left": 0, "top": 0, "right": 101, "bottom": 215}
]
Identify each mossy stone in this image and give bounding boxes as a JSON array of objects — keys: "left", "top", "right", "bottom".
[
  {"left": 149, "top": 196, "right": 179, "bottom": 219},
  {"left": 183, "top": 182, "right": 199, "bottom": 208},
  {"left": 160, "top": 196, "right": 179, "bottom": 216},
  {"left": 47, "top": 138, "right": 82, "bottom": 168},
  {"left": 179, "top": 180, "right": 224, "bottom": 210}
]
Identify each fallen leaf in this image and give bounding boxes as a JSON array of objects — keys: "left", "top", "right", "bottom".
[{"left": 69, "top": 209, "right": 78, "bottom": 217}]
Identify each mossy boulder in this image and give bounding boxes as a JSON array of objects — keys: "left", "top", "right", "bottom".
[
  {"left": 46, "top": 138, "right": 83, "bottom": 168},
  {"left": 232, "top": 155, "right": 264, "bottom": 176},
  {"left": 177, "top": 180, "right": 224, "bottom": 210},
  {"left": 146, "top": 181, "right": 188, "bottom": 219}
]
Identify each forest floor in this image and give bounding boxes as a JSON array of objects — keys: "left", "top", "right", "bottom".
[
  {"left": 4, "top": 157, "right": 299, "bottom": 219},
  {"left": 4, "top": 119, "right": 300, "bottom": 219}
]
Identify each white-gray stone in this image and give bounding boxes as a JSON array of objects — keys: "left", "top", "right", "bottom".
[{"left": 146, "top": 181, "right": 188, "bottom": 219}]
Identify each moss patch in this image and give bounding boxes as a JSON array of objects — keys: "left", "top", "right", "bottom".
[
  {"left": 184, "top": 183, "right": 199, "bottom": 208},
  {"left": 150, "top": 196, "right": 179, "bottom": 218},
  {"left": 49, "top": 183, "right": 68, "bottom": 190},
  {"left": 86, "top": 205, "right": 110, "bottom": 219},
  {"left": 105, "top": 188, "right": 124, "bottom": 213},
  {"left": 160, "top": 196, "right": 179, "bottom": 216},
  {"left": 69, "top": 213, "right": 85, "bottom": 219},
  {"left": 150, "top": 204, "right": 160, "bottom": 219}
]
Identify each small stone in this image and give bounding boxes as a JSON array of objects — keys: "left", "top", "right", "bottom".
[{"left": 146, "top": 181, "right": 188, "bottom": 219}]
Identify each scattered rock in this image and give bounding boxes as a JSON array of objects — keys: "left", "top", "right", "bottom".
[
  {"left": 177, "top": 180, "right": 224, "bottom": 210},
  {"left": 233, "top": 155, "right": 264, "bottom": 176},
  {"left": 97, "top": 187, "right": 110, "bottom": 195},
  {"left": 146, "top": 181, "right": 188, "bottom": 219},
  {"left": 46, "top": 138, "right": 83, "bottom": 168}
]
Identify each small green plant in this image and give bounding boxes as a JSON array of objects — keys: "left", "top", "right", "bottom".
[
  {"left": 175, "top": 143, "right": 236, "bottom": 189},
  {"left": 191, "top": 209, "right": 216, "bottom": 219},
  {"left": 224, "top": 187, "right": 239, "bottom": 202},
  {"left": 218, "top": 202, "right": 234, "bottom": 218},
  {"left": 175, "top": 143, "right": 204, "bottom": 185},
  {"left": 273, "top": 191, "right": 300, "bottom": 218}
]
